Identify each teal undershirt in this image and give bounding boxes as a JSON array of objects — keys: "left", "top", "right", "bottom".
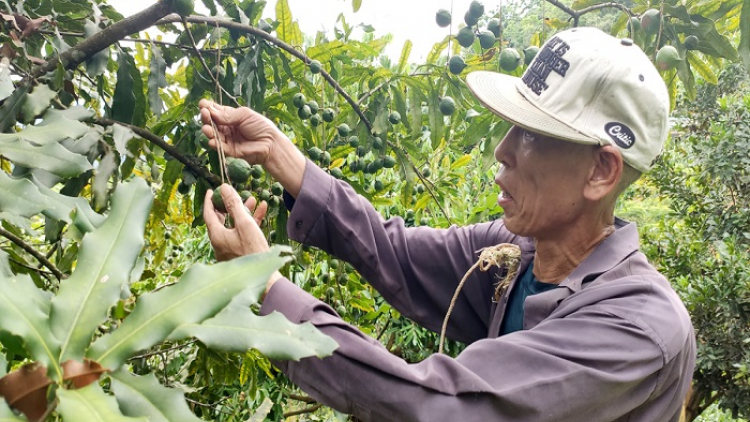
[{"left": 499, "top": 261, "right": 560, "bottom": 335}]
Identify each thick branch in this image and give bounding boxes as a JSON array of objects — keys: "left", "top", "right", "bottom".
[
  {"left": 156, "top": 15, "right": 373, "bottom": 134},
  {"left": 0, "top": 226, "right": 64, "bottom": 280},
  {"left": 31, "top": 2, "right": 175, "bottom": 79},
  {"left": 96, "top": 118, "right": 222, "bottom": 187}
]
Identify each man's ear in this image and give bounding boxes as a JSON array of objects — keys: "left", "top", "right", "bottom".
[{"left": 583, "top": 145, "right": 622, "bottom": 201}]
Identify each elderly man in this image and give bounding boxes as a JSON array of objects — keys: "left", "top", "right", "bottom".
[{"left": 200, "top": 27, "right": 695, "bottom": 422}]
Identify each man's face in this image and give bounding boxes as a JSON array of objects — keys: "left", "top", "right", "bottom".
[{"left": 494, "top": 126, "right": 597, "bottom": 239}]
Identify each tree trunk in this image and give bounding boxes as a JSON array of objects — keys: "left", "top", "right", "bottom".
[{"left": 682, "top": 382, "right": 720, "bottom": 422}]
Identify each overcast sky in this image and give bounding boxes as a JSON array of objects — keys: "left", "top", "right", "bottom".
[{"left": 108, "top": 0, "right": 483, "bottom": 61}]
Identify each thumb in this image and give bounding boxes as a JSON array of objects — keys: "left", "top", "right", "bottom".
[{"left": 220, "top": 184, "right": 253, "bottom": 225}]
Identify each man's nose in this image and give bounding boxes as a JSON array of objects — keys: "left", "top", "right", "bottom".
[{"left": 494, "top": 126, "right": 519, "bottom": 168}]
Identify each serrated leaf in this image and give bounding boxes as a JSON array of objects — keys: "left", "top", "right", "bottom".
[
  {"left": 19, "top": 84, "right": 56, "bottom": 124},
  {"left": 427, "top": 36, "right": 451, "bottom": 64},
  {"left": 0, "top": 125, "right": 92, "bottom": 178},
  {"left": 112, "top": 50, "right": 136, "bottom": 125},
  {"left": 0, "top": 171, "right": 73, "bottom": 222},
  {"left": 397, "top": 40, "right": 412, "bottom": 74},
  {"left": 57, "top": 383, "right": 147, "bottom": 422},
  {"left": 170, "top": 306, "right": 337, "bottom": 360},
  {"left": 87, "top": 247, "right": 290, "bottom": 370},
  {"left": 740, "top": 0, "right": 750, "bottom": 69},
  {"left": 5, "top": 118, "right": 88, "bottom": 145},
  {"left": 31, "top": 176, "right": 104, "bottom": 231},
  {"left": 0, "top": 59, "right": 12, "bottom": 102},
  {"left": 148, "top": 44, "right": 168, "bottom": 117},
  {"left": 276, "top": 0, "right": 303, "bottom": 47},
  {"left": 50, "top": 178, "right": 153, "bottom": 364},
  {"left": 92, "top": 151, "right": 117, "bottom": 212},
  {"left": 109, "top": 370, "right": 203, "bottom": 422},
  {"left": 0, "top": 273, "right": 62, "bottom": 380},
  {"left": 687, "top": 52, "right": 718, "bottom": 84}
]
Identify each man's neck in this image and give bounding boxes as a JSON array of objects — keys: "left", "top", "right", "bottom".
[{"left": 532, "top": 220, "right": 615, "bottom": 284}]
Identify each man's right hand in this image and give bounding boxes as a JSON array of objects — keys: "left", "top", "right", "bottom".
[{"left": 198, "top": 99, "right": 306, "bottom": 197}]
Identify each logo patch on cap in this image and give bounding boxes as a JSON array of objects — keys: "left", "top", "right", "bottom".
[
  {"left": 605, "top": 122, "right": 636, "bottom": 149},
  {"left": 522, "top": 36, "right": 571, "bottom": 95}
]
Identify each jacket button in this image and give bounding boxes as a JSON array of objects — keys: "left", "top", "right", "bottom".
[{"left": 295, "top": 220, "right": 303, "bottom": 228}]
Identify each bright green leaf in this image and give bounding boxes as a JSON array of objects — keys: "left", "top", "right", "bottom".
[
  {"left": 450, "top": 154, "right": 473, "bottom": 170},
  {"left": 276, "top": 0, "right": 303, "bottom": 47},
  {"left": 50, "top": 178, "right": 153, "bottom": 364},
  {"left": 397, "top": 40, "right": 412, "bottom": 74},
  {"left": 170, "top": 306, "right": 337, "bottom": 360},
  {"left": 687, "top": 52, "right": 718, "bottom": 84},
  {"left": 109, "top": 370, "right": 204, "bottom": 422},
  {"left": 352, "top": 0, "right": 362, "bottom": 13},
  {"left": 87, "top": 247, "right": 290, "bottom": 370},
  {"left": 57, "top": 383, "right": 148, "bottom": 422},
  {"left": 740, "top": 0, "right": 750, "bottom": 69},
  {"left": 0, "top": 273, "right": 62, "bottom": 381}
]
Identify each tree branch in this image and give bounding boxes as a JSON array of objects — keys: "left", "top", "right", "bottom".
[
  {"left": 0, "top": 226, "right": 64, "bottom": 280},
  {"left": 283, "top": 403, "right": 322, "bottom": 418},
  {"left": 30, "top": 2, "right": 175, "bottom": 79},
  {"left": 96, "top": 118, "right": 222, "bottom": 187},
  {"left": 156, "top": 15, "right": 374, "bottom": 134}
]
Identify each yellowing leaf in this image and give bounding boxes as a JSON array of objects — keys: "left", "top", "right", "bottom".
[{"left": 450, "top": 154, "right": 473, "bottom": 170}]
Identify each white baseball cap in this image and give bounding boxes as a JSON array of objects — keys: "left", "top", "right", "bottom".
[{"left": 466, "top": 27, "right": 669, "bottom": 172}]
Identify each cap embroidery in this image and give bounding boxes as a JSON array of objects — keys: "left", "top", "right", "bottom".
[
  {"left": 605, "top": 122, "right": 636, "bottom": 149},
  {"left": 522, "top": 36, "right": 571, "bottom": 95}
]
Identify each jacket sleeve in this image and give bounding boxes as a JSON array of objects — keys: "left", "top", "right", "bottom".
[
  {"left": 259, "top": 278, "right": 669, "bottom": 422},
  {"left": 285, "top": 160, "right": 518, "bottom": 343}
]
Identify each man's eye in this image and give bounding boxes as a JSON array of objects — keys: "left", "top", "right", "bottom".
[{"left": 522, "top": 130, "right": 537, "bottom": 141}]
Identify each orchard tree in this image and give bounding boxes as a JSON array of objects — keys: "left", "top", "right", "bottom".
[{"left": 0, "top": 0, "right": 748, "bottom": 420}]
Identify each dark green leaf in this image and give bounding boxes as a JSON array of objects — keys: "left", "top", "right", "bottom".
[
  {"left": 109, "top": 370, "right": 203, "bottom": 422},
  {"left": 148, "top": 44, "right": 168, "bottom": 117},
  {"left": 112, "top": 50, "right": 137, "bottom": 125}
]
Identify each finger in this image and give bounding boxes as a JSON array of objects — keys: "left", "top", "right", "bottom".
[
  {"left": 254, "top": 200, "right": 268, "bottom": 226},
  {"left": 220, "top": 184, "right": 254, "bottom": 226},
  {"left": 198, "top": 98, "right": 215, "bottom": 110},
  {"left": 203, "top": 189, "right": 226, "bottom": 233},
  {"left": 208, "top": 103, "right": 244, "bottom": 127},
  {"left": 244, "top": 195, "right": 257, "bottom": 211}
]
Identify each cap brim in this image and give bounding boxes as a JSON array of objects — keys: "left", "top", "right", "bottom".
[{"left": 466, "top": 71, "right": 599, "bottom": 145}]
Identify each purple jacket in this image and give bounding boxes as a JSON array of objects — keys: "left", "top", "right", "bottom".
[{"left": 260, "top": 161, "right": 696, "bottom": 422}]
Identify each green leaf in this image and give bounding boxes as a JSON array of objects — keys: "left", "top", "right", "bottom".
[
  {"left": 352, "top": 0, "right": 362, "bottom": 13},
  {"left": 687, "top": 52, "right": 718, "bottom": 84},
  {"left": 0, "top": 273, "right": 62, "bottom": 381},
  {"left": 0, "top": 171, "right": 75, "bottom": 222},
  {"left": 20, "top": 84, "right": 56, "bottom": 123},
  {"left": 571, "top": 0, "right": 606, "bottom": 10},
  {"left": 427, "top": 88, "right": 445, "bottom": 149},
  {"left": 84, "top": 21, "right": 108, "bottom": 77},
  {"left": 31, "top": 175, "right": 105, "bottom": 232},
  {"left": 87, "top": 247, "right": 290, "bottom": 370},
  {"left": 450, "top": 154, "right": 473, "bottom": 170},
  {"left": 112, "top": 50, "right": 137, "bottom": 125},
  {"left": 0, "top": 85, "right": 28, "bottom": 132},
  {"left": 57, "top": 383, "right": 148, "bottom": 422},
  {"left": 148, "top": 44, "right": 168, "bottom": 117},
  {"left": 740, "top": 0, "right": 750, "bottom": 69},
  {"left": 676, "top": 56, "right": 697, "bottom": 100},
  {"left": 276, "top": 0, "right": 303, "bottom": 47},
  {"left": 109, "top": 370, "right": 203, "bottom": 422},
  {"left": 170, "top": 306, "right": 337, "bottom": 360},
  {"left": 461, "top": 113, "right": 493, "bottom": 147},
  {"left": 50, "top": 178, "right": 153, "bottom": 364},
  {"left": 0, "top": 122, "right": 92, "bottom": 177},
  {"left": 427, "top": 36, "right": 450, "bottom": 65},
  {"left": 397, "top": 40, "right": 412, "bottom": 74}
]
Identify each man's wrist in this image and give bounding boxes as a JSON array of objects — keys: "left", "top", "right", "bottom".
[{"left": 265, "top": 133, "right": 306, "bottom": 198}]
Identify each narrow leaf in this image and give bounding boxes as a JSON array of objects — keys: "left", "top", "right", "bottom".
[
  {"left": 450, "top": 154, "right": 473, "bottom": 170},
  {"left": 170, "top": 306, "right": 337, "bottom": 360},
  {"left": 0, "top": 274, "right": 62, "bottom": 381},
  {"left": 275, "top": 0, "right": 302, "bottom": 47},
  {"left": 57, "top": 383, "right": 147, "bottom": 422},
  {"left": 427, "top": 88, "right": 445, "bottom": 149},
  {"left": 50, "top": 178, "right": 153, "bottom": 364},
  {"left": 87, "top": 247, "right": 290, "bottom": 370},
  {"left": 109, "top": 370, "right": 203, "bottom": 422},
  {"left": 397, "top": 40, "right": 412, "bottom": 74},
  {"left": 740, "top": 0, "right": 750, "bottom": 69},
  {"left": 111, "top": 50, "right": 136, "bottom": 125},
  {"left": 352, "top": 0, "right": 362, "bottom": 13},
  {"left": 687, "top": 52, "right": 718, "bottom": 84},
  {"left": 148, "top": 44, "right": 168, "bottom": 117}
]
